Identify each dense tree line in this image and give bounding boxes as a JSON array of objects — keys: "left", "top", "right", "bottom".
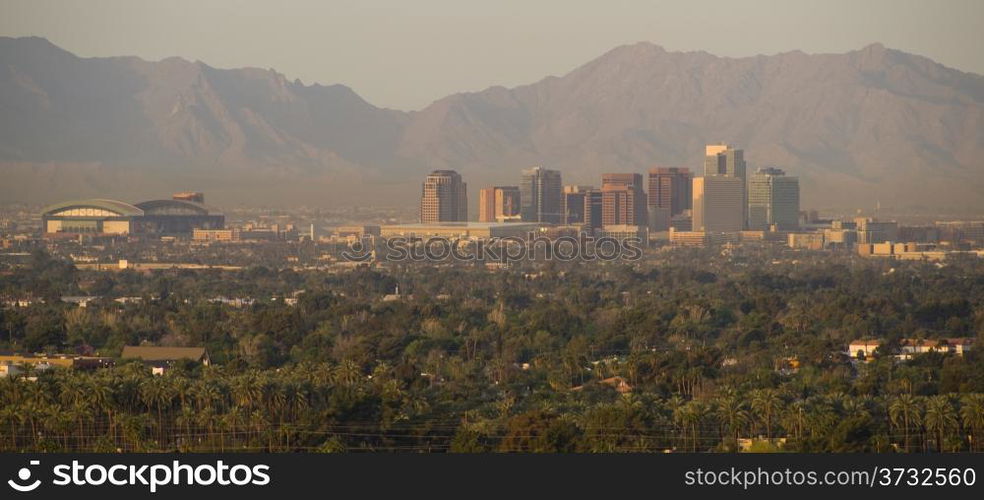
[
  {"left": 1, "top": 247, "right": 983, "bottom": 452},
  {"left": 1, "top": 363, "right": 982, "bottom": 452}
]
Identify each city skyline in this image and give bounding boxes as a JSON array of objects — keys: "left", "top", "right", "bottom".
[
  {"left": 424, "top": 143, "right": 801, "bottom": 238},
  {"left": 1, "top": 35, "right": 982, "bottom": 212}
]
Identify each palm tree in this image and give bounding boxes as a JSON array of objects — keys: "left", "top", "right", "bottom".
[
  {"left": 286, "top": 382, "right": 309, "bottom": 422},
  {"left": 801, "top": 397, "right": 836, "bottom": 440},
  {"left": 782, "top": 400, "right": 808, "bottom": 442},
  {"left": 959, "top": 394, "right": 984, "bottom": 452},
  {"left": 715, "top": 392, "right": 750, "bottom": 451},
  {"left": 23, "top": 398, "right": 44, "bottom": 448},
  {"left": 140, "top": 377, "right": 173, "bottom": 446},
  {"left": 842, "top": 396, "right": 871, "bottom": 420},
  {"left": 176, "top": 405, "right": 197, "bottom": 451},
  {"left": 750, "top": 389, "right": 783, "bottom": 439},
  {"left": 87, "top": 380, "right": 115, "bottom": 450},
  {"left": 193, "top": 381, "right": 222, "bottom": 449},
  {"left": 674, "top": 400, "right": 709, "bottom": 452},
  {"left": 68, "top": 400, "right": 89, "bottom": 451},
  {"left": 0, "top": 404, "right": 21, "bottom": 451},
  {"left": 120, "top": 414, "right": 148, "bottom": 452},
  {"left": 222, "top": 407, "right": 245, "bottom": 451},
  {"left": 334, "top": 359, "right": 362, "bottom": 387},
  {"left": 196, "top": 407, "right": 217, "bottom": 451},
  {"left": 44, "top": 403, "right": 72, "bottom": 451},
  {"left": 233, "top": 374, "right": 261, "bottom": 411},
  {"left": 924, "top": 395, "right": 957, "bottom": 452},
  {"left": 889, "top": 393, "right": 922, "bottom": 452},
  {"left": 249, "top": 409, "right": 271, "bottom": 451}
]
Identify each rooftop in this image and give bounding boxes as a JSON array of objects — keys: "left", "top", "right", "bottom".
[
  {"left": 41, "top": 198, "right": 145, "bottom": 217},
  {"left": 135, "top": 199, "right": 222, "bottom": 216},
  {"left": 382, "top": 222, "right": 539, "bottom": 229},
  {"left": 121, "top": 346, "right": 207, "bottom": 361}
]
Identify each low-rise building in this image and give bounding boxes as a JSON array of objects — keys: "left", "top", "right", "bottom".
[
  {"left": 936, "top": 220, "right": 984, "bottom": 246},
  {"left": 0, "top": 352, "right": 113, "bottom": 370},
  {"left": 193, "top": 228, "right": 239, "bottom": 241},
  {"left": 0, "top": 362, "right": 23, "bottom": 378},
  {"left": 847, "top": 337, "right": 974, "bottom": 361},
  {"left": 848, "top": 340, "right": 881, "bottom": 360},
  {"left": 380, "top": 222, "right": 540, "bottom": 239},
  {"left": 823, "top": 228, "right": 857, "bottom": 247},
  {"left": 787, "top": 232, "right": 825, "bottom": 250},
  {"left": 669, "top": 229, "right": 739, "bottom": 247},
  {"left": 121, "top": 346, "right": 210, "bottom": 374},
  {"left": 857, "top": 241, "right": 966, "bottom": 261},
  {"left": 739, "top": 230, "right": 786, "bottom": 242},
  {"left": 335, "top": 225, "right": 381, "bottom": 238},
  {"left": 856, "top": 218, "right": 899, "bottom": 244},
  {"left": 900, "top": 338, "right": 974, "bottom": 357},
  {"left": 597, "top": 224, "right": 648, "bottom": 241},
  {"left": 61, "top": 296, "right": 101, "bottom": 307}
]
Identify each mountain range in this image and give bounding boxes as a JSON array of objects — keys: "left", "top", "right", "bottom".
[{"left": 1, "top": 36, "right": 982, "bottom": 211}]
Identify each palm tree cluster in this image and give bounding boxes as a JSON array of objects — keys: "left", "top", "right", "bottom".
[
  {"left": 1, "top": 364, "right": 981, "bottom": 453},
  {"left": 2, "top": 248, "right": 984, "bottom": 452}
]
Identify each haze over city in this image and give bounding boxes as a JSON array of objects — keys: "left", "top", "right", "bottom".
[
  {"left": 3, "top": 0, "right": 984, "bottom": 478},
  {"left": 1, "top": 1, "right": 983, "bottom": 212},
  {"left": 2, "top": 0, "right": 983, "bottom": 110}
]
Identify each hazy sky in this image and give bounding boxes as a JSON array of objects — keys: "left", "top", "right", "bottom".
[{"left": 2, "top": 0, "right": 982, "bottom": 110}]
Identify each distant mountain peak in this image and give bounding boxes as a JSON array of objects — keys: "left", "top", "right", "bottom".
[
  {"left": 861, "top": 42, "right": 887, "bottom": 52},
  {"left": 1, "top": 36, "right": 982, "bottom": 210}
]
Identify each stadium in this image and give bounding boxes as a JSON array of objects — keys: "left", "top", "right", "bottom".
[{"left": 41, "top": 192, "right": 224, "bottom": 236}]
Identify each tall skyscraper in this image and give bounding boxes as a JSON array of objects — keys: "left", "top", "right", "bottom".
[
  {"left": 420, "top": 170, "right": 467, "bottom": 223},
  {"left": 601, "top": 173, "right": 647, "bottom": 227},
  {"left": 704, "top": 144, "right": 747, "bottom": 227},
  {"left": 495, "top": 186, "right": 521, "bottom": 222},
  {"left": 583, "top": 190, "right": 604, "bottom": 230},
  {"left": 478, "top": 187, "right": 496, "bottom": 223},
  {"left": 704, "top": 144, "right": 746, "bottom": 178},
  {"left": 647, "top": 167, "right": 692, "bottom": 230},
  {"left": 747, "top": 167, "right": 800, "bottom": 230},
  {"left": 479, "top": 186, "right": 521, "bottom": 222},
  {"left": 692, "top": 176, "right": 744, "bottom": 233},
  {"left": 562, "top": 185, "right": 593, "bottom": 225},
  {"left": 520, "top": 167, "right": 562, "bottom": 223}
]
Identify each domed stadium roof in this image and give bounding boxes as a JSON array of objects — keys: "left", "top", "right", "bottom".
[
  {"left": 134, "top": 199, "right": 222, "bottom": 216},
  {"left": 41, "top": 199, "right": 144, "bottom": 217}
]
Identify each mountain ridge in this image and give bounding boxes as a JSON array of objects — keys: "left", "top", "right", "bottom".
[{"left": 1, "top": 36, "right": 982, "bottom": 210}]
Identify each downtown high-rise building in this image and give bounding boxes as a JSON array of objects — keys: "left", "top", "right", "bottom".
[
  {"left": 747, "top": 167, "right": 800, "bottom": 231},
  {"left": 601, "top": 173, "right": 648, "bottom": 227},
  {"left": 562, "top": 185, "right": 593, "bottom": 225},
  {"left": 479, "top": 186, "right": 521, "bottom": 222},
  {"left": 692, "top": 175, "right": 744, "bottom": 233},
  {"left": 520, "top": 166, "right": 562, "bottom": 223},
  {"left": 420, "top": 170, "right": 467, "bottom": 223},
  {"left": 704, "top": 144, "right": 747, "bottom": 228},
  {"left": 704, "top": 144, "right": 746, "bottom": 178},
  {"left": 478, "top": 187, "right": 496, "bottom": 223},
  {"left": 583, "top": 189, "right": 604, "bottom": 230},
  {"left": 647, "top": 167, "right": 692, "bottom": 230}
]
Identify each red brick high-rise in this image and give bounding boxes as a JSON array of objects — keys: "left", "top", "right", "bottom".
[
  {"left": 647, "top": 167, "right": 692, "bottom": 230},
  {"left": 601, "top": 173, "right": 647, "bottom": 227}
]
